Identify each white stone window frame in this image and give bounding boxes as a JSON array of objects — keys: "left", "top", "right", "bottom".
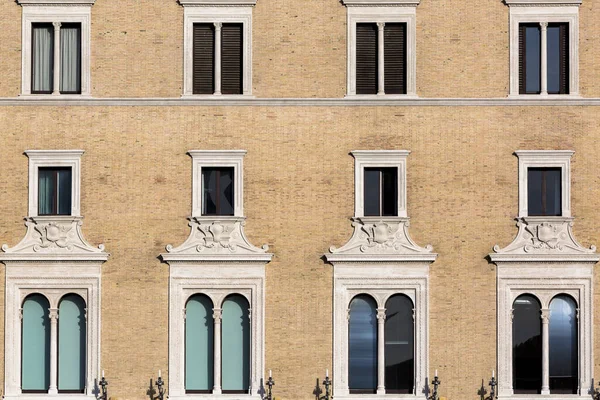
[
  {"left": 26, "top": 150, "right": 83, "bottom": 218},
  {"left": 190, "top": 150, "right": 245, "bottom": 218},
  {"left": 352, "top": 150, "right": 409, "bottom": 218},
  {"left": 343, "top": 0, "right": 418, "bottom": 98},
  {"left": 496, "top": 269, "right": 592, "bottom": 398},
  {"left": 515, "top": 150, "right": 572, "bottom": 218},
  {"left": 19, "top": 0, "right": 93, "bottom": 97},
  {"left": 167, "top": 268, "right": 265, "bottom": 400},
  {"left": 3, "top": 263, "right": 102, "bottom": 400},
  {"left": 182, "top": 2, "right": 254, "bottom": 97},
  {"left": 507, "top": 0, "right": 580, "bottom": 97},
  {"left": 332, "top": 267, "right": 429, "bottom": 399}
]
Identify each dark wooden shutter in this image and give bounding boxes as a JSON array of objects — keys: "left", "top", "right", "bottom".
[
  {"left": 558, "top": 23, "right": 569, "bottom": 94},
  {"left": 384, "top": 23, "right": 406, "bottom": 94},
  {"left": 193, "top": 23, "right": 214, "bottom": 95},
  {"left": 519, "top": 24, "right": 526, "bottom": 95},
  {"left": 356, "top": 23, "right": 378, "bottom": 95},
  {"left": 221, "top": 23, "right": 243, "bottom": 95}
]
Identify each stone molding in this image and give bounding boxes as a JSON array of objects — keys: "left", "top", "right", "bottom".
[
  {"left": 326, "top": 217, "right": 436, "bottom": 263},
  {"left": 17, "top": 0, "right": 95, "bottom": 5},
  {"left": 1, "top": 216, "right": 108, "bottom": 262},
  {"left": 504, "top": 0, "right": 581, "bottom": 6},
  {"left": 179, "top": 0, "right": 256, "bottom": 5},
  {"left": 342, "top": 0, "right": 420, "bottom": 6}
]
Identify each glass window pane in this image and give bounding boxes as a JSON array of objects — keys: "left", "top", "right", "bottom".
[
  {"left": 221, "top": 295, "right": 250, "bottom": 392},
  {"left": 525, "top": 25, "right": 541, "bottom": 94},
  {"left": 60, "top": 24, "right": 82, "bottom": 94},
  {"left": 349, "top": 295, "right": 377, "bottom": 392},
  {"left": 547, "top": 26, "right": 560, "bottom": 94},
  {"left": 385, "top": 295, "right": 414, "bottom": 393},
  {"left": 32, "top": 24, "right": 54, "bottom": 94},
  {"left": 549, "top": 295, "right": 578, "bottom": 394},
  {"left": 218, "top": 168, "right": 234, "bottom": 215},
  {"left": 528, "top": 168, "right": 561, "bottom": 216},
  {"left": 202, "top": 167, "right": 234, "bottom": 216},
  {"left": 186, "top": 295, "right": 214, "bottom": 392},
  {"left": 58, "top": 294, "right": 86, "bottom": 392},
  {"left": 38, "top": 169, "right": 56, "bottom": 215},
  {"left": 364, "top": 168, "right": 381, "bottom": 216},
  {"left": 381, "top": 168, "right": 398, "bottom": 216},
  {"left": 22, "top": 294, "right": 50, "bottom": 392},
  {"left": 513, "top": 294, "right": 542, "bottom": 394},
  {"left": 58, "top": 168, "right": 72, "bottom": 215}
]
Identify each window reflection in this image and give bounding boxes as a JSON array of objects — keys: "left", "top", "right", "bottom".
[
  {"left": 549, "top": 295, "right": 578, "bottom": 394},
  {"left": 384, "top": 294, "right": 414, "bottom": 394},
  {"left": 513, "top": 294, "right": 542, "bottom": 394},
  {"left": 349, "top": 295, "right": 377, "bottom": 393}
]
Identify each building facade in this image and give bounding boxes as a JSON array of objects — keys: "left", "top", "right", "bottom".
[{"left": 1, "top": 0, "right": 600, "bottom": 399}]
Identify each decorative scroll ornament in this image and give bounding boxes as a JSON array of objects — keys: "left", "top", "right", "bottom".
[
  {"left": 163, "top": 216, "right": 272, "bottom": 262},
  {"left": 492, "top": 217, "right": 596, "bottom": 256},
  {"left": 326, "top": 217, "right": 436, "bottom": 262},
  {"left": 1, "top": 216, "right": 108, "bottom": 261}
]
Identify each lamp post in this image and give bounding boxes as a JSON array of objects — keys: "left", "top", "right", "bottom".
[
  {"left": 99, "top": 371, "right": 108, "bottom": 400},
  {"left": 316, "top": 370, "right": 331, "bottom": 400},
  {"left": 266, "top": 370, "right": 275, "bottom": 400},
  {"left": 155, "top": 371, "right": 165, "bottom": 400},
  {"left": 429, "top": 371, "right": 440, "bottom": 400},
  {"left": 488, "top": 372, "right": 497, "bottom": 400}
]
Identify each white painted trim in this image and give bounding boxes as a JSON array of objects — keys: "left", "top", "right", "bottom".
[
  {"left": 508, "top": 6, "right": 579, "bottom": 96},
  {"left": 342, "top": 0, "right": 420, "bottom": 6},
  {"left": 179, "top": 0, "right": 256, "bottom": 5},
  {"left": 20, "top": 6, "right": 92, "bottom": 96},
  {"left": 514, "top": 150, "right": 573, "bottom": 218},
  {"left": 351, "top": 150, "right": 410, "bottom": 218},
  {"left": 504, "top": 0, "right": 581, "bottom": 5},
  {"left": 188, "top": 150, "right": 246, "bottom": 218},
  {"left": 346, "top": 7, "right": 417, "bottom": 97},
  {"left": 3, "top": 262, "right": 102, "bottom": 398},
  {"left": 183, "top": 7, "right": 252, "bottom": 96},
  {"left": 25, "top": 150, "right": 84, "bottom": 217}
]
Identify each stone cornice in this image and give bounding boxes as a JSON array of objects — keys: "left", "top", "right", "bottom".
[
  {"left": 342, "top": 0, "right": 420, "bottom": 6},
  {"left": 17, "top": 0, "right": 95, "bottom": 5},
  {"left": 504, "top": 0, "right": 581, "bottom": 5},
  {"left": 179, "top": 0, "right": 256, "bottom": 6}
]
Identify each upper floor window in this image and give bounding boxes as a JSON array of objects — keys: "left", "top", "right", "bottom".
[
  {"left": 342, "top": 0, "right": 418, "bottom": 97},
  {"left": 527, "top": 167, "right": 561, "bottom": 216},
  {"left": 202, "top": 167, "right": 234, "bottom": 216},
  {"left": 38, "top": 167, "right": 72, "bottom": 216},
  {"left": 364, "top": 167, "right": 398, "bottom": 217},
  {"left": 18, "top": 0, "right": 93, "bottom": 96},
  {"left": 506, "top": 0, "right": 580, "bottom": 97},
  {"left": 181, "top": 0, "right": 254, "bottom": 96}
]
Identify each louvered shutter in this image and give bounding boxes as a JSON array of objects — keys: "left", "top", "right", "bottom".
[
  {"left": 558, "top": 23, "right": 569, "bottom": 94},
  {"left": 384, "top": 23, "right": 406, "bottom": 95},
  {"left": 221, "top": 24, "right": 243, "bottom": 95},
  {"left": 193, "top": 24, "right": 215, "bottom": 95},
  {"left": 356, "top": 23, "right": 378, "bottom": 95},
  {"left": 519, "top": 24, "right": 526, "bottom": 95}
]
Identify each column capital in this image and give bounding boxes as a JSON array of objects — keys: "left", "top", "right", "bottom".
[
  {"left": 540, "top": 308, "right": 550, "bottom": 323},
  {"left": 540, "top": 21, "right": 548, "bottom": 28},
  {"left": 214, "top": 22, "right": 223, "bottom": 29},
  {"left": 52, "top": 21, "right": 62, "bottom": 29},
  {"left": 213, "top": 308, "right": 222, "bottom": 321},
  {"left": 376, "top": 308, "right": 386, "bottom": 322},
  {"left": 49, "top": 308, "right": 59, "bottom": 320},
  {"left": 377, "top": 22, "right": 385, "bottom": 29}
]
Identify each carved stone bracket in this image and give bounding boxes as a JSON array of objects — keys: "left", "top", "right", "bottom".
[
  {"left": 162, "top": 216, "right": 272, "bottom": 262},
  {"left": 491, "top": 217, "right": 598, "bottom": 262},
  {"left": 326, "top": 217, "right": 436, "bottom": 262},
  {"left": 1, "top": 216, "right": 108, "bottom": 262}
]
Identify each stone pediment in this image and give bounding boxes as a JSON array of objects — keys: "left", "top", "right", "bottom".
[
  {"left": 326, "top": 217, "right": 436, "bottom": 262},
  {"left": 1, "top": 216, "right": 108, "bottom": 262},
  {"left": 490, "top": 217, "right": 599, "bottom": 262},
  {"left": 161, "top": 216, "right": 272, "bottom": 263}
]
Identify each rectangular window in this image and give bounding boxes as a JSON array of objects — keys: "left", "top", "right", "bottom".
[
  {"left": 528, "top": 167, "right": 561, "bottom": 216},
  {"left": 384, "top": 23, "right": 406, "bottom": 95},
  {"left": 31, "top": 23, "right": 81, "bottom": 95},
  {"left": 202, "top": 167, "right": 234, "bottom": 216},
  {"left": 519, "top": 23, "right": 568, "bottom": 95},
  {"left": 38, "top": 167, "right": 72, "bottom": 216},
  {"left": 193, "top": 23, "right": 243, "bottom": 95},
  {"left": 364, "top": 167, "right": 398, "bottom": 217}
]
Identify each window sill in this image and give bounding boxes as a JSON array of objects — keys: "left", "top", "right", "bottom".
[
  {"left": 19, "top": 94, "right": 92, "bottom": 100},
  {"left": 169, "top": 395, "right": 260, "bottom": 400},
  {"left": 5, "top": 394, "right": 96, "bottom": 400},
  {"left": 344, "top": 94, "right": 419, "bottom": 99},
  {"left": 497, "top": 395, "right": 589, "bottom": 400},
  {"left": 181, "top": 94, "right": 255, "bottom": 99},
  {"left": 507, "top": 93, "right": 581, "bottom": 99},
  {"left": 334, "top": 394, "right": 425, "bottom": 400}
]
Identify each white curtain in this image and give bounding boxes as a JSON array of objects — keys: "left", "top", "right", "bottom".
[
  {"left": 32, "top": 25, "right": 53, "bottom": 93},
  {"left": 60, "top": 25, "right": 81, "bottom": 93}
]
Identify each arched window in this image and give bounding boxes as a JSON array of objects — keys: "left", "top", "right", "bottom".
[
  {"left": 385, "top": 294, "right": 414, "bottom": 394},
  {"left": 22, "top": 294, "right": 51, "bottom": 392},
  {"left": 348, "top": 294, "right": 377, "bottom": 393},
  {"left": 221, "top": 294, "right": 250, "bottom": 393},
  {"left": 549, "top": 294, "right": 578, "bottom": 394},
  {"left": 185, "top": 294, "right": 214, "bottom": 392},
  {"left": 58, "top": 294, "right": 86, "bottom": 393},
  {"left": 513, "top": 294, "right": 542, "bottom": 394}
]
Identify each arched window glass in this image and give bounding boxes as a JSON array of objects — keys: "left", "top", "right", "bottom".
[
  {"left": 348, "top": 295, "right": 377, "bottom": 393},
  {"left": 22, "top": 294, "right": 51, "bottom": 392},
  {"left": 58, "top": 294, "right": 86, "bottom": 392},
  {"left": 221, "top": 294, "right": 250, "bottom": 393},
  {"left": 385, "top": 294, "right": 414, "bottom": 394},
  {"left": 185, "top": 294, "right": 214, "bottom": 392},
  {"left": 513, "top": 294, "right": 542, "bottom": 394},
  {"left": 549, "top": 295, "right": 578, "bottom": 394}
]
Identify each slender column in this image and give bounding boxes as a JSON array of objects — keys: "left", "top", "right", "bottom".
[
  {"left": 213, "top": 308, "right": 222, "bottom": 394},
  {"left": 541, "top": 308, "right": 550, "bottom": 395},
  {"left": 49, "top": 308, "right": 59, "bottom": 394},
  {"left": 52, "top": 22, "right": 61, "bottom": 95},
  {"left": 377, "top": 22, "right": 385, "bottom": 95},
  {"left": 376, "top": 308, "right": 386, "bottom": 394},
  {"left": 248, "top": 308, "right": 253, "bottom": 394},
  {"left": 214, "top": 23, "right": 222, "bottom": 95},
  {"left": 540, "top": 22, "right": 548, "bottom": 95}
]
